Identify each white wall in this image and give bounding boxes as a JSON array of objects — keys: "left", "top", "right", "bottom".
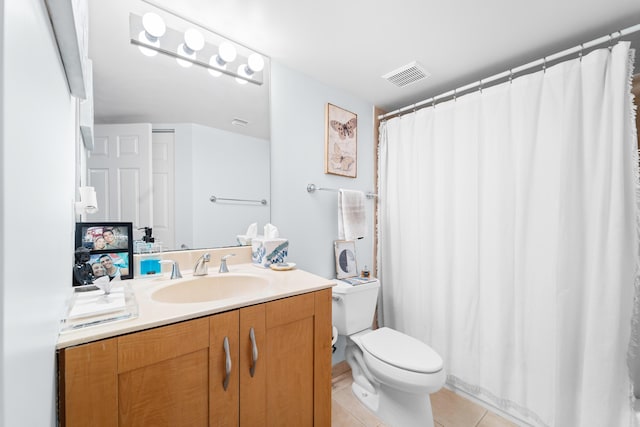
[
  {"left": 1, "top": 0, "right": 77, "bottom": 426},
  {"left": 270, "top": 61, "right": 376, "bottom": 280}
]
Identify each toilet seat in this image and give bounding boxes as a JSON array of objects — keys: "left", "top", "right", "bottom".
[{"left": 360, "top": 327, "right": 443, "bottom": 374}]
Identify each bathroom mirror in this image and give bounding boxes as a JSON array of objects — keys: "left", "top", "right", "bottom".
[{"left": 86, "top": 0, "right": 271, "bottom": 250}]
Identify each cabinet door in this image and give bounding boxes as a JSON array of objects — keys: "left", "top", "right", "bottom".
[
  {"left": 210, "top": 310, "right": 240, "bottom": 427},
  {"left": 58, "top": 338, "right": 118, "bottom": 427},
  {"left": 117, "top": 318, "right": 210, "bottom": 426},
  {"left": 239, "top": 304, "right": 267, "bottom": 426},
  {"left": 264, "top": 291, "right": 331, "bottom": 427}
]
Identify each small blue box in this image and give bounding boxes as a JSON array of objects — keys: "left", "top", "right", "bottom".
[{"left": 140, "top": 258, "right": 161, "bottom": 275}]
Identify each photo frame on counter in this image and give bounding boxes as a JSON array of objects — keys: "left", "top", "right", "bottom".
[
  {"left": 88, "top": 252, "right": 131, "bottom": 281},
  {"left": 75, "top": 222, "right": 133, "bottom": 280},
  {"left": 325, "top": 103, "right": 357, "bottom": 178},
  {"left": 334, "top": 240, "right": 357, "bottom": 279}
]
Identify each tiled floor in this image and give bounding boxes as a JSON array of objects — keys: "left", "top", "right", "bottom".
[{"left": 331, "top": 364, "right": 517, "bottom": 427}]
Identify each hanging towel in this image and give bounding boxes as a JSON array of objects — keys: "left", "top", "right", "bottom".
[{"left": 338, "top": 189, "right": 366, "bottom": 240}]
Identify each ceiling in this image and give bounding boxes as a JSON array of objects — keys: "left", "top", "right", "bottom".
[{"left": 89, "top": 0, "right": 640, "bottom": 138}]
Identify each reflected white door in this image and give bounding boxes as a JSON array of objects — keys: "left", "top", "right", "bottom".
[
  {"left": 87, "top": 124, "right": 153, "bottom": 233},
  {"left": 151, "top": 130, "right": 175, "bottom": 249}
]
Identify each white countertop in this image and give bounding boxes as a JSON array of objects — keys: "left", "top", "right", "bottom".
[{"left": 57, "top": 263, "right": 334, "bottom": 349}]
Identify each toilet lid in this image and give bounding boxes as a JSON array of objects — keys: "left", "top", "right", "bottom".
[{"left": 360, "top": 327, "right": 443, "bottom": 374}]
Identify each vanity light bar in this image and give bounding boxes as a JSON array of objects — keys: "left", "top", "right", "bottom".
[{"left": 129, "top": 13, "right": 264, "bottom": 86}]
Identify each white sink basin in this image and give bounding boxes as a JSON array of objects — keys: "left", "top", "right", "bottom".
[{"left": 151, "top": 274, "right": 271, "bottom": 303}]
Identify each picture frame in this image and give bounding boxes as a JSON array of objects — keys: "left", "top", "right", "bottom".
[
  {"left": 334, "top": 240, "right": 357, "bottom": 279},
  {"left": 325, "top": 103, "right": 357, "bottom": 178},
  {"left": 75, "top": 222, "right": 134, "bottom": 280}
]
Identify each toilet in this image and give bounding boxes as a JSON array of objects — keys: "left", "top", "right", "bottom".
[{"left": 332, "top": 278, "right": 445, "bottom": 427}]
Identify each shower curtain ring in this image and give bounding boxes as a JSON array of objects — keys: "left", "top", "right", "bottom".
[
  {"left": 579, "top": 44, "right": 583, "bottom": 62},
  {"left": 610, "top": 30, "right": 622, "bottom": 50},
  {"left": 509, "top": 69, "right": 513, "bottom": 83},
  {"left": 453, "top": 89, "right": 457, "bottom": 101},
  {"left": 542, "top": 57, "right": 547, "bottom": 73}
]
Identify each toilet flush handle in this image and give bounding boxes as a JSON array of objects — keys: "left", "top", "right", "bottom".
[{"left": 332, "top": 295, "right": 343, "bottom": 303}]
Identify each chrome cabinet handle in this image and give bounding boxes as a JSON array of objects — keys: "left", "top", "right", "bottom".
[
  {"left": 223, "top": 336, "right": 231, "bottom": 390},
  {"left": 249, "top": 327, "right": 258, "bottom": 377}
]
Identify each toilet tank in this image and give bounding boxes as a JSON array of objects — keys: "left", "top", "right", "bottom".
[{"left": 332, "top": 278, "right": 380, "bottom": 335}]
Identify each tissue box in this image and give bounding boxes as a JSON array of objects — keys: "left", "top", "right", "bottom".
[
  {"left": 252, "top": 237, "right": 289, "bottom": 268},
  {"left": 236, "top": 235, "right": 253, "bottom": 246}
]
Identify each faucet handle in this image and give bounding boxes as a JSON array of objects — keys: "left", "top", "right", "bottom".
[
  {"left": 219, "top": 253, "right": 236, "bottom": 273},
  {"left": 221, "top": 253, "right": 235, "bottom": 261},
  {"left": 160, "top": 260, "right": 182, "bottom": 279}
]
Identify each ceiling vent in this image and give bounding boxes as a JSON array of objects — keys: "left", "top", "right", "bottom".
[{"left": 382, "top": 61, "right": 430, "bottom": 88}]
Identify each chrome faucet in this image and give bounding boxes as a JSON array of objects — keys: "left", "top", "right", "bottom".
[
  {"left": 219, "top": 254, "right": 236, "bottom": 273},
  {"left": 160, "top": 260, "right": 182, "bottom": 280},
  {"left": 193, "top": 253, "right": 211, "bottom": 276}
]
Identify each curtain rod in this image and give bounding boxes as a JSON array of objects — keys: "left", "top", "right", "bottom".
[{"left": 379, "top": 23, "right": 640, "bottom": 121}]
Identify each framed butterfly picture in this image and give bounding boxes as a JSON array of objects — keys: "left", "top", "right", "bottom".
[{"left": 325, "top": 103, "right": 357, "bottom": 178}]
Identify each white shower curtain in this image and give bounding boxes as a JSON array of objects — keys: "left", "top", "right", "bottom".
[{"left": 378, "top": 42, "right": 638, "bottom": 426}]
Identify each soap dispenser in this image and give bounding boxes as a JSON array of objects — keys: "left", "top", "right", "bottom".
[{"left": 137, "top": 227, "right": 162, "bottom": 276}]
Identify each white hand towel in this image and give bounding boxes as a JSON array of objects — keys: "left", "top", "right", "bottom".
[{"left": 338, "top": 189, "right": 366, "bottom": 240}]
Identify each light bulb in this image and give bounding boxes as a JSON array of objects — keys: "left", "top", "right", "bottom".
[
  {"left": 176, "top": 29, "right": 204, "bottom": 67},
  {"left": 137, "top": 31, "right": 158, "bottom": 57},
  {"left": 235, "top": 64, "right": 250, "bottom": 84},
  {"left": 138, "top": 12, "right": 165, "bottom": 57},
  {"left": 176, "top": 43, "right": 195, "bottom": 67},
  {"left": 247, "top": 53, "right": 264, "bottom": 73},
  {"left": 218, "top": 41, "right": 237, "bottom": 64},
  {"left": 208, "top": 55, "right": 225, "bottom": 77},
  {"left": 184, "top": 28, "right": 204, "bottom": 52},
  {"left": 142, "top": 12, "right": 166, "bottom": 40}
]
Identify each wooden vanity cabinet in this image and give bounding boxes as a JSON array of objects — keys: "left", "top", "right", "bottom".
[{"left": 58, "top": 288, "right": 332, "bottom": 427}]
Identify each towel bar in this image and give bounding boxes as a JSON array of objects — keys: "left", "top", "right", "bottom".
[
  {"left": 306, "top": 183, "right": 377, "bottom": 199},
  {"left": 209, "top": 195, "right": 268, "bottom": 205}
]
